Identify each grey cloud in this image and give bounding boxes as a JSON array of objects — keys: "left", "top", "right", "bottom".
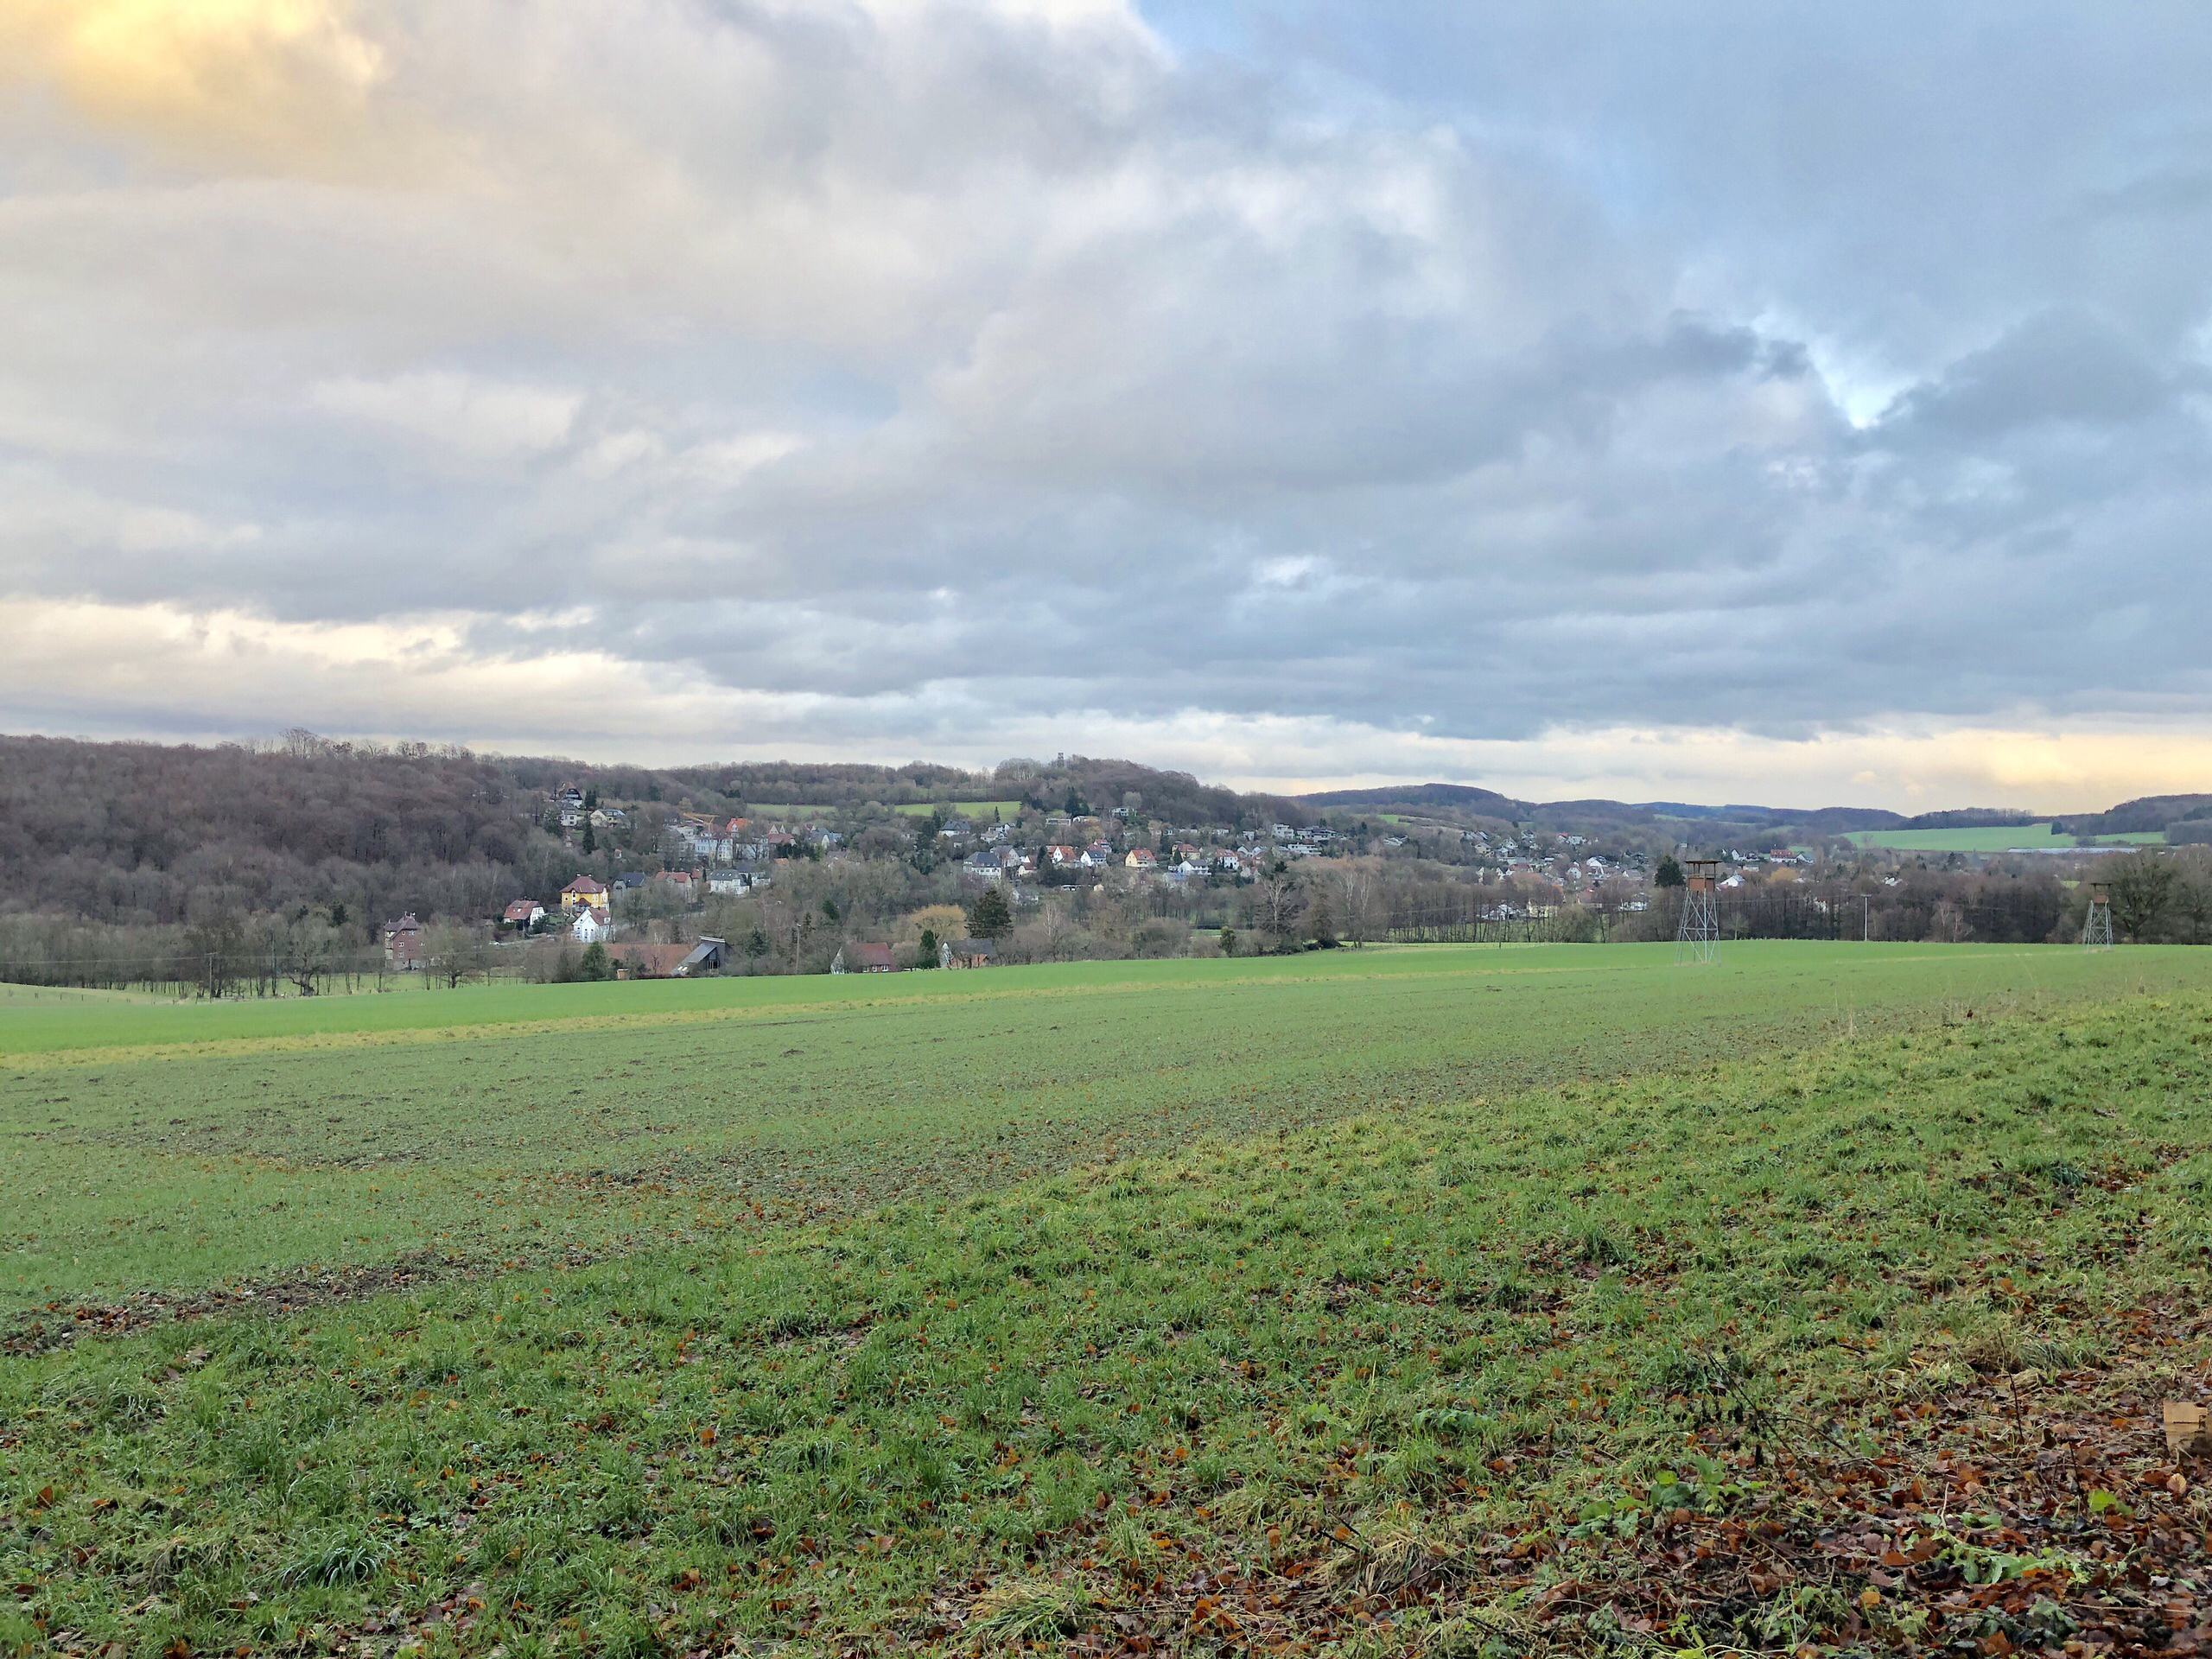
[
  {"left": 1877, "top": 311, "right": 2187, "bottom": 440},
  {"left": 3, "top": 0, "right": 2212, "bottom": 769}
]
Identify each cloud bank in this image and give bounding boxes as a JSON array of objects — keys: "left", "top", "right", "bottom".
[{"left": 3, "top": 0, "right": 2209, "bottom": 807}]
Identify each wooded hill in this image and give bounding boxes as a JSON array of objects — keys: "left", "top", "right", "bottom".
[{"left": 0, "top": 735, "right": 1306, "bottom": 929}]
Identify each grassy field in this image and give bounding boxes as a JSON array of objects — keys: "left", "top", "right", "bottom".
[
  {"left": 1846, "top": 824, "right": 2167, "bottom": 853},
  {"left": 7, "top": 944, "right": 2209, "bottom": 1319},
  {"left": 4, "top": 965, "right": 2211, "bottom": 1656},
  {"left": 889, "top": 801, "right": 1025, "bottom": 820}
]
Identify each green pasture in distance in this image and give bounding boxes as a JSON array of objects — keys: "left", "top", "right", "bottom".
[
  {"left": 7, "top": 942, "right": 2212, "bottom": 1313},
  {"left": 6, "top": 983, "right": 2211, "bottom": 1657},
  {"left": 889, "top": 799, "right": 1024, "bottom": 819},
  {"left": 1846, "top": 823, "right": 2167, "bottom": 852}
]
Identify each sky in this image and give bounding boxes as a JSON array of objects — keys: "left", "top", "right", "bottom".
[{"left": 3, "top": 0, "right": 2211, "bottom": 810}]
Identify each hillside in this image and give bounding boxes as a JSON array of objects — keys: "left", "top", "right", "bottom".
[
  {"left": 0, "top": 735, "right": 1306, "bottom": 929},
  {"left": 1297, "top": 781, "right": 1523, "bottom": 817},
  {"left": 0, "top": 733, "right": 562, "bottom": 929},
  {"left": 2060, "top": 792, "right": 2212, "bottom": 837}
]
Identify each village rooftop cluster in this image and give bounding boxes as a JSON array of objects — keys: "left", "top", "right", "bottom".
[{"left": 364, "top": 779, "right": 1859, "bottom": 981}]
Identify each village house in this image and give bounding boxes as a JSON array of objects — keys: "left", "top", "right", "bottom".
[
  {"left": 383, "top": 913, "right": 424, "bottom": 970},
  {"left": 1124, "top": 848, "right": 1157, "bottom": 871},
  {"left": 562, "top": 874, "right": 610, "bottom": 913},
  {"left": 571, "top": 909, "right": 609, "bottom": 944},
  {"left": 939, "top": 938, "right": 995, "bottom": 969},
  {"left": 502, "top": 899, "right": 545, "bottom": 929},
  {"left": 1045, "top": 844, "right": 1078, "bottom": 866},
  {"left": 831, "top": 942, "right": 899, "bottom": 973},
  {"left": 664, "top": 823, "right": 723, "bottom": 863}
]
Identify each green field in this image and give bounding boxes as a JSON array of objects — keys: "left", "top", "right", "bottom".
[
  {"left": 1847, "top": 823, "right": 2167, "bottom": 853},
  {"left": 5, "top": 949, "right": 2212, "bottom": 1656},
  {"left": 7, "top": 944, "right": 2205, "bottom": 1316},
  {"left": 746, "top": 803, "right": 1025, "bottom": 821},
  {"left": 889, "top": 800, "right": 1024, "bottom": 820}
]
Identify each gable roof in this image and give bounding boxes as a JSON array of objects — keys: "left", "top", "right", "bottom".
[{"left": 681, "top": 938, "right": 727, "bottom": 970}]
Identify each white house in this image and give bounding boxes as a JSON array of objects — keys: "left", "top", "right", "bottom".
[{"left": 572, "top": 909, "right": 609, "bottom": 944}]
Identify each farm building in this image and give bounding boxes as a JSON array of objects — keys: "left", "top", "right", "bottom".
[
  {"left": 939, "top": 938, "right": 995, "bottom": 969},
  {"left": 832, "top": 943, "right": 899, "bottom": 973},
  {"left": 613, "top": 938, "right": 727, "bottom": 979}
]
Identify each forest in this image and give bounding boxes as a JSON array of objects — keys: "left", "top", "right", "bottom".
[{"left": 0, "top": 734, "right": 1302, "bottom": 930}]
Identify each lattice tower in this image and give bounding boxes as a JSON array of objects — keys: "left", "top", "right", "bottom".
[
  {"left": 1675, "top": 859, "right": 1722, "bottom": 964},
  {"left": 2082, "top": 881, "right": 2114, "bottom": 951}
]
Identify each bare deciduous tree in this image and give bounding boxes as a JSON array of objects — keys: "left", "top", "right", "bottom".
[
  {"left": 1249, "top": 859, "right": 1306, "bottom": 950},
  {"left": 1338, "top": 861, "right": 1378, "bottom": 947}
]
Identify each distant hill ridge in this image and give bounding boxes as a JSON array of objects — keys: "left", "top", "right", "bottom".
[
  {"left": 0, "top": 732, "right": 2201, "bottom": 930},
  {"left": 2058, "top": 794, "right": 2212, "bottom": 836},
  {"left": 1291, "top": 785, "right": 2055, "bottom": 836},
  {"left": 1288, "top": 784, "right": 2212, "bottom": 841}
]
